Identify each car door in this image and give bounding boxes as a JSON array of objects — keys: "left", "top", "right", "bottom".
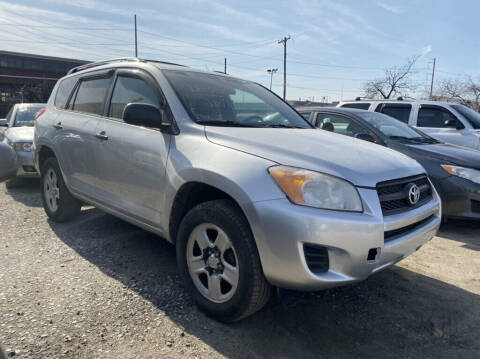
[
  {"left": 93, "top": 68, "right": 172, "bottom": 228},
  {"left": 414, "top": 104, "right": 476, "bottom": 149},
  {"left": 52, "top": 71, "right": 113, "bottom": 196}
]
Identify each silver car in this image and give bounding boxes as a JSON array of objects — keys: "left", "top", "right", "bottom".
[
  {"left": 34, "top": 58, "right": 441, "bottom": 322},
  {"left": 1, "top": 103, "right": 44, "bottom": 186}
]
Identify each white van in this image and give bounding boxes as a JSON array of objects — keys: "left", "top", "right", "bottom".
[{"left": 337, "top": 99, "right": 480, "bottom": 150}]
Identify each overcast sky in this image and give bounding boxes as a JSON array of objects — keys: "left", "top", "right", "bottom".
[{"left": 0, "top": 0, "right": 478, "bottom": 101}]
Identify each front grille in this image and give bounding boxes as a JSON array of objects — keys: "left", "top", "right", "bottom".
[
  {"left": 384, "top": 215, "right": 435, "bottom": 242},
  {"left": 377, "top": 175, "right": 432, "bottom": 216},
  {"left": 303, "top": 244, "right": 329, "bottom": 274},
  {"left": 472, "top": 200, "right": 480, "bottom": 213}
]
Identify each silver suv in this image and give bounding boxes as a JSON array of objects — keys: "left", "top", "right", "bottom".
[
  {"left": 337, "top": 99, "right": 480, "bottom": 150},
  {"left": 34, "top": 58, "right": 441, "bottom": 322}
]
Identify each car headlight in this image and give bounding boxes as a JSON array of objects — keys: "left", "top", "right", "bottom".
[
  {"left": 441, "top": 165, "right": 480, "bottom": 185},
  {"left": 12, "top": 142, "right": 32, "bottom": 152},
  {"left": 269, "top": 165, "right": 363, "bottom": 212}
]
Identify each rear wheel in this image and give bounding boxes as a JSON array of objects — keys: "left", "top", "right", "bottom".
[
  {"left": 177, "top": 200, "right": 271, "bottom": 322},
  {"left": 41, "top": 157, "right": 81, "bottom": 222}
]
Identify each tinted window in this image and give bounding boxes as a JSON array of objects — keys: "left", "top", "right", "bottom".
[
  {"left": 54, "top": 76, "right": 78, "bottom": 109},
  {"left": 13, "top": 105, "right": 44, "bottom": 127},
  {"left": 299, "top": 112, "right": 311, "bottom": 120},
  {"left": 163, "top": 70, "right": 311, "bottom": 128},
  {"left": 341, "top": 103, "right": 371, "bottom": 110},
  {"left": 378, "top": 105, "right": 411, "bottom": 123},
  {"left": 316, "top": 113, "right": 374, "bottom": 138},
  {"left": 451, "top": 104, "right": 480, "bottom": 129},
  {"left": 109, "top": 76, "right": 161, "bottom": 119},
  {"left": 73, "top": 77, "right": 111, "bottom": 115},
  {"left": 417, "top": 107, "right": 460, "bottom": 128}
]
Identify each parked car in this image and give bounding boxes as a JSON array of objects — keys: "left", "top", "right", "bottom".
[
  {"left": 336, "top": 99, "right": 480, "bottom": 150},
  {"left": 1, "top": 103, "right": 45, "bottom": 186},
  {"left": 34, "top": 58, "right": 440, "bottom": 322},
  {"left": 297, "top": 106, "right": 480, "bottom": 220},
  {"left": 0, "top": 141, "right": 18, "bottom": 182}
]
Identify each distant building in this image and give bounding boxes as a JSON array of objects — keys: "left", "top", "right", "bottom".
[
  {"left": 288, "top": 100, "right": 336, "bottom": 108},
  {"left": 0, "top": 51, "right": 89, "bottom": 117}
]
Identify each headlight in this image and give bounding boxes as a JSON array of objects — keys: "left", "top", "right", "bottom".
[
  {"left": 441, "top": 165, "right": 480, "bottom": 184},
  {"left": 269, "top": 165, "right": 363, "bottom": 212},
  {"left": 12, "top": 142, "right": 32, "bottom": 152}
]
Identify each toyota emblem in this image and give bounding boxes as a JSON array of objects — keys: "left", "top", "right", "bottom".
[{"left": 407, "top": 183, "right": 420, "bottom": 205}]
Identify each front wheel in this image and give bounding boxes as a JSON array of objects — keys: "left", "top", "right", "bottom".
[
  {"left": 176, "top": 200, "right": 271, "bottom": 322},
  {"left": 41, "top": 157, "right": 81, "bottom": 222}
]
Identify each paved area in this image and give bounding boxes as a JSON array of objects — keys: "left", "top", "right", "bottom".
[{"left": 0, "top": 179, "right": 479, "bottom": 358}]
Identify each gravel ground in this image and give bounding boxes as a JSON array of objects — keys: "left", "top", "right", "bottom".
[{"left": 0, "top": 179, "right": 479, "bottom": 359}]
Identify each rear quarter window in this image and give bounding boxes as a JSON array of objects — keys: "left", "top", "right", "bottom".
[
  {"left": 54, "top": 76, "right": 78, "bottom": 109},
  {"left": 340, "top": 103, "right": 371, "bottom": 110}
]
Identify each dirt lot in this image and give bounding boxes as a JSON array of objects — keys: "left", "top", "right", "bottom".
[{"left": 0, "top": 179, "right": 479, "bottom": 359}]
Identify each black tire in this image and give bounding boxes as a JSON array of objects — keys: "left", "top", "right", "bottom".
[
  {"left": 40, "top": 157, "right": 81, "bottom": 222},
  {"left": 176, "top": 200, "right": 271, "bottom": 322}
]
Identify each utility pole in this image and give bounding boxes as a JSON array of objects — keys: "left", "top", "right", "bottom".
[
  {"left": 278, "top": 36, "right": 290, "bottom": 100},
  {"left": 267, "top": 68, "right": 278, "bottom": 90},
  {"left": 429, "top": 57, "right": 436, "bottom": 99},
  {"left": 134, "top": 14, "right": 138, "bottom": 57},
  {"left": 224, "top": 58, "right": 227, "bottom": 74}
]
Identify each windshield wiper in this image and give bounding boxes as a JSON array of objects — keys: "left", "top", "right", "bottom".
[
  {"left": 261, "top": 124, "right": 307, "bottom": 129},
  {"left": 196, "top": 120, "right": 259, "bottom": 127}
]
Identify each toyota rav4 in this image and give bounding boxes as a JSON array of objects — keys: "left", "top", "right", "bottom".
[{"left": 34, "top": 58, "right": 441, "bottom": 322}]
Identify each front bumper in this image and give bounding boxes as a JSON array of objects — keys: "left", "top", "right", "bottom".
[
  {"left": 15, "top": 150, "right": 39, "bottom": 178},
  {"left": 247, "top": 187, "right": 441, "bottom": 291},
  {"left": 434, "top": 175, "right": 480, "bottom": 220}
]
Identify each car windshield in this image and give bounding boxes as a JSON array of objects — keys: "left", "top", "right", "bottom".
[
  {"left": 162, "top": 70, "right": 312, "bottom": 128},
  {"left": 451, "top": 104, "right": 480, "bottom": 129},
  {"left": 355, "top": 111, "right": 436, "bottom": 142},
  {"left": 14, "top": 105, "right": 44, "bottom": 127}
]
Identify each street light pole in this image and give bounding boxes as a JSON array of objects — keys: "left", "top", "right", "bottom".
[{"left": 267, "top": 68, "right": 278, "bottom": 90}]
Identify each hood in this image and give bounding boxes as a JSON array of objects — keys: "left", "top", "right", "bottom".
[
  {"left": 400, "top": 142, "right": 480, "bottom": 169},
  {"left": 205, "top": 127, "right": 425, "bottom": 187},
  {"left": 5, "top": 127, "right": 34, "bottom": 143}
]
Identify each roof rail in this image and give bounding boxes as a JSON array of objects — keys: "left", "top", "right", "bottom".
[
  {"left": 67, "top": 57, "right": 188, "bottom": 75},
  {"left": 67, "top": 57, "right": 141, "bottom": 74},
  {"left": 354, "top": 96, "right": 372, "bottom": 101},
  {"left": 397, "top": 96, "right": 416, "bottom": 101}
]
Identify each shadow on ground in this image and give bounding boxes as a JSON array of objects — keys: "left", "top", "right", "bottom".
[
  {"left": 438, "top": 219, "right": 480, "bottom": 251},
  {"left": 4, "top": 178, "right": 42, "bottom": 207},
  {"left": 45, "top": 208, "right": 480, "bottom": 359}
]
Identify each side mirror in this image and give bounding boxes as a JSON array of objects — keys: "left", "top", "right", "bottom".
[
  {"left": 356, "top": 133, "right": 376, "bottom": 143},
  {"left": 0, "top": 119, "right": 7, "bottom": 127},
  {"left": 123, "top": 103, "right": 172, "bottom": 131},
  {"left": 444, "top": 118, "right": 464, "bottom": 130}
]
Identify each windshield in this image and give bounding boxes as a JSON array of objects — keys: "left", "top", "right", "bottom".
[
  {"left": 355, "top": 111, "right": 434, "bottom": 141},
  {"left": 451, "top": 104, "right": 480, "bottom": 129},
  {"left": 13, "top": 105, "right": 44, "bottom": 127},
  {"left": 162, "top": 70, "right": 312, "bottom": 128}
]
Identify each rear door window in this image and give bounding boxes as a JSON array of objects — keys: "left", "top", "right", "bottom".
[
  {"left": 72, "top": 76, "right": 112, "bottom": 115},
  {"left": 109, "top": 75, "right": 161, "bottom": 120},
  {"left": 417, "top": 106, "right": 462, "bottom": 128},
  {"left": 54, "top": 76, "right": 78, "bottom": 109},
  {"left": 340, "top": 103, "right": 371, "bottom": 110},
  {"left": 376, "top": 104, "right": 412, "bottom": 123}
]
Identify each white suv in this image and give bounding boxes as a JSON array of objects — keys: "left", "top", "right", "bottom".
[{"left": 337, "top": 99, "right": 480, "bottom": 150}]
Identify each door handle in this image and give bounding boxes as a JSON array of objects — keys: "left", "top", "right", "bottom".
[
  {"left": 53, "top": 122, "right": 62, "bottom": 130},
  {"left": 95, "top": 131, "right": 108, "bottom": 140}
]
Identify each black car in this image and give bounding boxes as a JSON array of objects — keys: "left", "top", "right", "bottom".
[{"left": 297, "top": 106, "right": 480, "bottom": 220}]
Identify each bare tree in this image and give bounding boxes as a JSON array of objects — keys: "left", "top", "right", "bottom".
[
  {"left": 434, "top": 77, "right": 480, "bottom": 111},
  {"left": 364, "top": 56, "right": 419, "bottom": 99}
]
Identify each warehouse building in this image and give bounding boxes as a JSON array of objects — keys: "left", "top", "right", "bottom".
[{"left": 0, "top": 51, "right": 89, "bottom": 117}]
